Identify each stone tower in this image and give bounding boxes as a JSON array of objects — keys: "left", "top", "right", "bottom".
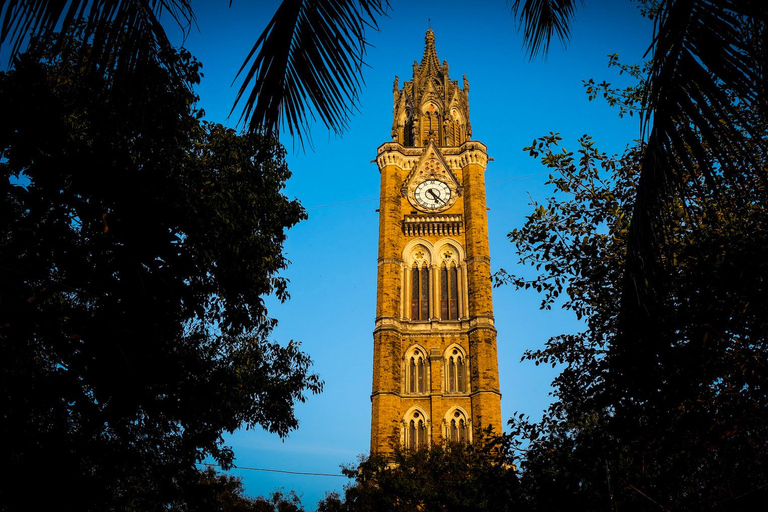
[{"left": 370, "top": 28, "right": 502, "bottom": 454}]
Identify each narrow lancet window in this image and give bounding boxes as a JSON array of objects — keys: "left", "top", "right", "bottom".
[
  {"left": 441, "top": 264, "right": 449, "bottom": 319},
  {"left": 411, "top": 263, "right": 430, "bottom": 321},
  {"left": 420, "top": 265, "right": 430, "bottom": 320},
  {"left": 418, "top": 356, "right": 425, "bottom": 392},
  {"left": 449, "top": 356, "right": 456, "bottom": 393},
  {"left": 409, "top": 356, "right": 416, "bottom": 393},
  {"left": 450, "top": 265, "right": 459, "bottom": 319},
  {"left": 411, "top": 264, "right": 420, "bottom": 320},
  {"left": 406, "top": 348, "right": 427, "bottom": 394},
  {"left": 447, "top": 348, "right": 467, "bottom": 393},
  {"left": 457, "top": 354, "right": 465, "bottom": 393},
  {"left": 440, "top": 263, "right": 460, "bottom": 320}
]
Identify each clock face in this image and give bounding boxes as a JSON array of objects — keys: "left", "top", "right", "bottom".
[{"left": 414, "top": 180, "right": 452, "bottom": 211}]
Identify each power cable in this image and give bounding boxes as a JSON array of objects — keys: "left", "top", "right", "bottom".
[
  {"left": 198, "top": 463, "right": 348, "bottom": 478},
  {"left": 304, "top": 172, "right": 548, "bottom": 210}
]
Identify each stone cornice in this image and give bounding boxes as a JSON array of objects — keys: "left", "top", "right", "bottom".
[
  {"left": 467, "top": 315, "right": 496, "bottom": 330},
  {"left": 470, "top": 390, "right": 502, "bottom": 399},
  {"left": 376, "top": 141, "right": 488, "bottom": 174},
  {"left": 465, "top": 255, "right": 491, "bottom": 265},
  {"left": 373, "top": 315, "right": 495, "bottom": 335},
  {"left": 377, "top": 257, "right": 402, "bottom": 266},
  {"left": 371, "top": 390, "right": 475, "bottom": 400}
]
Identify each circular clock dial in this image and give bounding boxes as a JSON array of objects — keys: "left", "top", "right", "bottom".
[{"left": 414, "top": 180, "right": 452, "bottom": 211}]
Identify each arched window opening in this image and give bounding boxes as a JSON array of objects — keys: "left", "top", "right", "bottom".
[
  {"left": 447, "top": 410, "right": 469, "bottom": 444},
  {"left": 411, "top": 263, "right": 430, "bottom": 320},
  {"left": 440, "top": 265, "right": 448, "bottom": 319},
  {"left": 421, "top": 104, "right": 441, "bottom": 145},
  {"left": 421, "top": 265, "right": 429, "bottom": 320},
  {"left": 440, "top": 263, "right": 460, "bottom": 320},
  {"left": 448, "top": 110, "right": 464, "bottom": 146},
  {"left": 450, "top": 265, "right": 459, "bottom": 319},
  {"left": 407, "top": 349, "right": 427, "bottom": 394},
  {"left": 405, "top": 411, "right": 428, "bottom": 451},
  {"left": 447, "top": 348, "right": 467, "bottom": 393},
  {"left": 403, "top": 109, "right": 414, "bottom": 146}
]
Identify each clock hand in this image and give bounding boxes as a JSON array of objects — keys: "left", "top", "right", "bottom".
[{"left": 427, "top": 189, "right": 445, "bottom": 204}]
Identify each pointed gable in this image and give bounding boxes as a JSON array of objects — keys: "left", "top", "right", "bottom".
[{"left": 401, "top": 140, "right": 462, "bottom": 200}]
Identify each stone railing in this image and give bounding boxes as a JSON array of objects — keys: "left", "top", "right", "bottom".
[{"left": 403, "top": 214, "right": 463, "bottom": 236}]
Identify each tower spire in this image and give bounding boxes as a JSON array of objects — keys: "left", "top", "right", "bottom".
[{"left": 420, "top": 27, "right": 440, "bottom": 76}]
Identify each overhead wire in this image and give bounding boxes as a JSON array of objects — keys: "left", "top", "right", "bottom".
[
  {"left": 304, "top": 172, "right": 548, "bottom": 210},
  {"left": 198, "top": 463, "right": 348, "bottom": 478}
]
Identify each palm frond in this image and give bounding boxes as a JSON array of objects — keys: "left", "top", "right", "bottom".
[
  {"left": 232, "top": 0, "right": 389, "bottom": 145},
  {"left": 625, "top": 0, "right": 768, "bottom": 314},
  {"left": 0, "top": 0, "right": 195, "bottom": 80},
  {"left": 509, "top": 0, "right": 582, "bottom": 60}
]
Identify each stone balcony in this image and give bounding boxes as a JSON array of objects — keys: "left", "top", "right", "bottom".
[{"left": 403, "top": 214, "right": 463, "bottom": 237}]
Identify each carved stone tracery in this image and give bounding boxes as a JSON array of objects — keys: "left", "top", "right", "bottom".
[{"left": 392, "top": 29, "right": 471, "bottom": 148}]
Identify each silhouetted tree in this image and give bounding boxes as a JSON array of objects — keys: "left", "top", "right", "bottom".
[
  {"left": 0, "top": 0, "right": 389, "bottom": 143},
  {"left": 0, "top": 32, "right": 320, "bottom": 511},
  {"left": 501, "top": 121, "right": 768, "bottom": 509},
  {"left": 318, "top": 436, "right": 519, "bottom": 512}
]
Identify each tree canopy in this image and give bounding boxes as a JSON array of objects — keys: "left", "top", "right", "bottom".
[
  {"left": 0, "top": 0, "right": 390, "bottom": 144},
  {"left": 317, "top": 437, "right": 519, "bottom": 512},
  {"left": 498, "top": 70, "right": 768, "bottom": 508},
  {"left": 0, "top": 32, "right": 320, "bottom": 511}
]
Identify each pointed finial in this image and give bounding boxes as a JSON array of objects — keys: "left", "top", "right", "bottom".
[
  {"left": 425, "top": 27, "right": 435, "bottom": 46},
  {"left": 419, "top": 25, "right": 440, "bottom": 78},
  {"left": 428, "top": 18, "right": 431, "bottom": 29}
]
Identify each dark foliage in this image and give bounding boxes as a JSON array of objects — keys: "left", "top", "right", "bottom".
[
  {"left": 318, "top": 436, "right": 519, "bottom": 512},
  {"left": 496, "top": 4, "right": 768, "bottom": 508},
  {"left": 510, "top": 0, "right": 583, "bottom": 59},
  {"left": 0, "top": 0, "right": 391, "bottom": 143},
  {"left": 0, "top": 33, "right": 321, "bottom": 511},
  {"left": 500, "top": 124, "right": 768, "bottom": 508},
  {"left": 233, "top": 0, "right": 390, "bottom": 145},
  {"left": 0, "top": 0, "right": 195, "bottom": 84}
]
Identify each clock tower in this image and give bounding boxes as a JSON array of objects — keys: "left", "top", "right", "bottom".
[{"left": 371, "top": 28, "right": 502, "bottom": 454}]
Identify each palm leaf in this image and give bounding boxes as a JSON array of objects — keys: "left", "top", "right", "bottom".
[
  {"left": 625, "top": 0, "right": 768, "bottom": 313},
  {"left": 509, "top": 0, "right": 583, "bottom": 60},
  {"left": 0, "top": 0, "right": 195, "bottom": 80},
  {"left": 511, "top": 0, "right": 768, "bottom": 321},
  {"left": 232, "top": 0, "right": 389, "bottom": 145}
]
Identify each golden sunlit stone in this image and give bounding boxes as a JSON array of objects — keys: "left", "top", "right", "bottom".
[{"left": 370, "top": 29, "right": 502, "bottom": 455}]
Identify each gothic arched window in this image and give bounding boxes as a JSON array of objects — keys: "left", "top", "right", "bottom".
[
  {"left": 405, "top": 347, "right": 427, "bottom": 394},
  {"left": 448, "top": 410, "right": 469, "bottom": 444},
  {"left": 421, "top": 104, "right": 441, "bottom": 145},
  {"left": 402, "top": 109, "right": 414, "bottom": 146},
  {"left": 440, "top": 263, "right": 460, "bottom": 320},
  {"left": 447, "top": 109, "right": 464, "bottom": 146},
  {"left": 411, "top": 262, "right": 430, "bottom": 321},
  {"left": 404, "top": 410, "right": 429, "bottom": 451},
  {"left": 446, "top": 347, "right": 467, "bottom": 393}
]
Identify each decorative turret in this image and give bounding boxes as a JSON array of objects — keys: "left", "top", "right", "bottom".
[{"left": 391, "top": 29, "right": 472, "bottom": 147}]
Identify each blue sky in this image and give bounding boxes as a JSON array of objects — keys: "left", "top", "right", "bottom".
[{"left": 178, "top": 0, "right": 653, "bottom": 508}]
